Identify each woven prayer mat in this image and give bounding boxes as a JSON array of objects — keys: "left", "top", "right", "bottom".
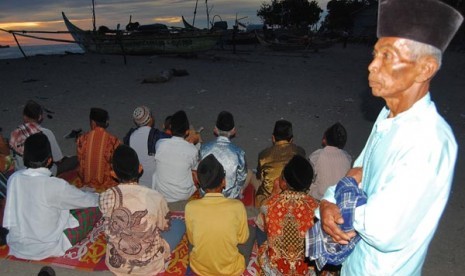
[{"left": 0, "top": 212, "right": 260, "bottom": 275}]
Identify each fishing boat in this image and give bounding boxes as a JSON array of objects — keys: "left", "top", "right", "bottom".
[
  {"left": 62, "top": 12, "right": 221, "bottom": 55},
  {"left": 0, "top": 45, "right": 9, "bottom": 49}
]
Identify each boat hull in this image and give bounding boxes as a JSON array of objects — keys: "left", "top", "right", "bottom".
[{"left": 63, "top": 12, "right": 220, "bottom": 55}]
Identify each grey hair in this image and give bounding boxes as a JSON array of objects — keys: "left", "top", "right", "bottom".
[
  {"left": 217, "top": 129, "right": 233, "bottom": 138},
  {"left": 405, "top": 39, "right": 442, "bottom": 68}
]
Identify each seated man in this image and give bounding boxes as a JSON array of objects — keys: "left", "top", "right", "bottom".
[
  {"left": 185, "top": 154, "right": 249, "bottom": 276},
  {"left": 9, "top": 100, "right": 77, "bottom": 175},
  {"left": 3, "top": 133, "right": 100, "bottom": 260},
  {"left": 76, "top": 108, "right": 121, "bottom": 192},
  {"left": 257, "top": 155, "right": 319, "bottom": 275},
  {"left": 152, "top": 110, "right": 198, "bottom": 202},
  {"left": 308, "top": 122, "right": 352, "bottom": 200},
  {"left": 200, "top": 111, "right": 247, "bottom": 199},
  {"left": 255, "top": 119, "right": 306, "bottom": 207},
  {"left": 123, "top": 106, "right": 171, "bottom": 188},
  {"left": 100, "top": 145, "right": 179, "bottom": 275}
]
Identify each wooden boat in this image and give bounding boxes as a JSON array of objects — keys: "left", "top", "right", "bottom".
[{"left": 63, "top": 12, "right": 221, "bottom": 55}]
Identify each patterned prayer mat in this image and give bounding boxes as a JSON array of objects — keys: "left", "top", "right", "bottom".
[
  {"left": 0, "top": 214, "right": 260, "bottom": 275},
  {"left": 0, "top": 169, "right": 260, "bottom": 274}
]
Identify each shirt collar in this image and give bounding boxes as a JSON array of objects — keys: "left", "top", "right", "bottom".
[
  {"left": 274, "top": 140, "right": 291, "bottom": 146},
  {"left": 217, "top": 136, "right": 231, "bottom": 143},
  {"left": 377, "top": 93, "right": 432, "bottom": 133},
  {"left": 24, "top": 167, "right": 52, "bottom": 177},
  {"left": 203, "top": 193, "right": 225, "bottom": 198}
]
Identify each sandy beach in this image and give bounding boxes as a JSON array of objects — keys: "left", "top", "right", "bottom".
[{"left": 0, "top": 42, "right": 464, "bottom": 275}]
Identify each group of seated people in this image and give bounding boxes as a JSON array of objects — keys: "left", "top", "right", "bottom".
[{"left": 0, "top": 100, "right": 353, "bottom": 276}]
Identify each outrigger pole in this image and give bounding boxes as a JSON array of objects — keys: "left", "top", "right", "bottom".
[{"left": 0, "top": 28, "right": 77, "bottom": 59}]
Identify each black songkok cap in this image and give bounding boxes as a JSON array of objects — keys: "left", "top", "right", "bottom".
[
  {"left": 377, "top": 0, "right": 464, "bottom": 52},
  {"left": 112, "top": 145, "right": 140, "bottom": 181},
  {"left": 216, "top": 111, "right": 235, "bottom": 131},
  {"left": 23, "top": 132, "right": 51, "bottom": 167},
  {"left": 197, "top": 154, "right": 225, "bottom": 190},
  {"left": 89, "top": 108, "right": 109, "bottom": 124},
  {"left": 170, "top": 110, "right": 189, "bottom": 136},
  {"left": 283, "top": 155, "right": 313, "bottom": 192}
]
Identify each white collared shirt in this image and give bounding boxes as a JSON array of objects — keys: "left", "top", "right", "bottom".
[
  {"left": 3, "top": 168, "right": 99, "bottom": 260},
  {"left": 152, "top": 136, "right": 198, "bottom": 202}
]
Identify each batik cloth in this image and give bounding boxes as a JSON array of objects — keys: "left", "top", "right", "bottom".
[
  {"left": 76, "top": 127, "right": 120, "bottom": 192},
  {"left": 255, "top": 141, "right": 306, "bottom": 207},
  {"left": 258, "top": 190, "right": 318, "bottom": 275},
  {"left": 305, "top": 177, "right": 367, "bottom": 270},
  {"left": 99, "top": 184, "right": 171, "bottom": 276}
]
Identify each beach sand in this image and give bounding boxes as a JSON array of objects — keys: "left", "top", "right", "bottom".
[{"left": 0, "top": 43, "right": 464, "bottom": 275}]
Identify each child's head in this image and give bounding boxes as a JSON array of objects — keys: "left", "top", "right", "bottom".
[
  {"left": 23, "top": 132, "right": 52, "bottom": 169},
  {"left": 273, "top": 120, "right": 293, "bottom": 142},
  {"left": 283, "top": 155, "right": 313, "bottom": 192},
  {"left": 111, "top": 145, "right": 141, "bottom": 183},
  {"left": 323, "top": 122, "right": 347, "bottom": 149},
  {"left": 197, "top": 154, "right": 225, "bottom": 191},
  {"left": 170, "top": 110, "right": 189, "bottom": 137}
]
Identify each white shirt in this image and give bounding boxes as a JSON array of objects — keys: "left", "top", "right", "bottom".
[
  {"left": 129, "top": 126, "right": 156, "bottom": 188},
  {"left": 322, "top": 93, "right": 457, "bottom": 275},
  {"left": 3, "top": 168, "right": 99, "bottom": 260},
  {"left": 308, "top": 146, "right": 352, "bottom": 200},
  {"left": 152, "top": 136, "right": 198, "bottom": 202}
]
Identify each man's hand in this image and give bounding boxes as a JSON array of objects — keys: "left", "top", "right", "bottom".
[{"left": 320, "top": 200, "right": 356, "bottom": 244}]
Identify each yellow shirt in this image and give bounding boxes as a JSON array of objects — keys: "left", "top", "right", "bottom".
[{"left": 185, "top": 193, "right": 249, "bottom": 276}]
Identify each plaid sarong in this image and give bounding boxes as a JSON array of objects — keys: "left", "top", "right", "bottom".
[
  {"left": 64, "top": 207, "right": 102, "bottom": 245},
  {"left": 306, "top": 177, "right": 367, "bottom": 270}
]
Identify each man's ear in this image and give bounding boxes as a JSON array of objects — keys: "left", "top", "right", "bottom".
[
  {"left": 272, "top": 135, "right": 276, "bottom": 144},
  {"left": 416, "top": 56, "right": 439, "bottom": 82}
]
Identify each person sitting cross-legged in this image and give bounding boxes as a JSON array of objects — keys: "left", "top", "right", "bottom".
[
  {"left": 199, "top": 111, "right": 247, "bottom": 199},
  {"left": 100, "top": 145, "right": 182, "bottom": 275},
  {"left": 255, "top": 120, "right": 306, "bottom": 207},
  {"left": 152, "top": 110, "right": 198, "bottom": 202},
  {"left": 76, "top": 108, "right": 121, "bottom": 192},
  {"left": 3, "top": 132, "right": 100, "bottom": 260},
  {"left": 123, "top": 106, "right": 171, "bottom": 188},
  {"left": 185, "top": 154, "right": 249, "bottom": 276},
  {"left": 257, "top": 155, "right": 319, "bottom": 275}
]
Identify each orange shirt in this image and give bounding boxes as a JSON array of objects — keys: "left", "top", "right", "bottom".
[{"left": 77, "top": 127, "right": 120, "bottom": 192}]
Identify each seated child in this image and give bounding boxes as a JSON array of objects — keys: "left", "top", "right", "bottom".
[
  {"left": 185, "top": 154, "right": 249, "bottom": 276},
  {"left": 100, "top": 145, "right": 181, "bottom": 275},
  {"left": 257, "top": 155, "right": 319, "bottom": 275},
  {"left": 3, "top": 133, "right": 100, "bottom": 260}
]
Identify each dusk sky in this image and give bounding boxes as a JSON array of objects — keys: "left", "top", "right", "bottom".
[{"left": 0, "top": 0, "right": 329, "bottom": 46}]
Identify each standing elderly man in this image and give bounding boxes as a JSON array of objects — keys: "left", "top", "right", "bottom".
[{"left": 317, "top": 0, "right": 463, "bottom": 275}]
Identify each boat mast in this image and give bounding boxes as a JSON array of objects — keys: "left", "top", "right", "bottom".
[
  {"left": 92, "top": 0, "right": 96, "bottom": 32},
  {"left": 205, "top": 0, "right": 210, "bottom": 29},
  {"left": 192, "top": 0, "right": 199, "bottom": 27}
]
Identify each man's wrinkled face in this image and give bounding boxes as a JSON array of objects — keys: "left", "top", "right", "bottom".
[{"left": 368, "top": 37, "right": 419, "bottom": 99}]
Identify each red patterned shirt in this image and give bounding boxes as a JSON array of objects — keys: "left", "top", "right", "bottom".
[
  {"left": 258, "top": 190, "right": 318, "bottom": 275},
  {"left": 77, "top": 127, "right": 120, "bottom": 192}
]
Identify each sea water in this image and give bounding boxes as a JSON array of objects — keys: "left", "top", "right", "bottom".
[{"left": 0, "top": 44, "right": 84, "bottom": 60}]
